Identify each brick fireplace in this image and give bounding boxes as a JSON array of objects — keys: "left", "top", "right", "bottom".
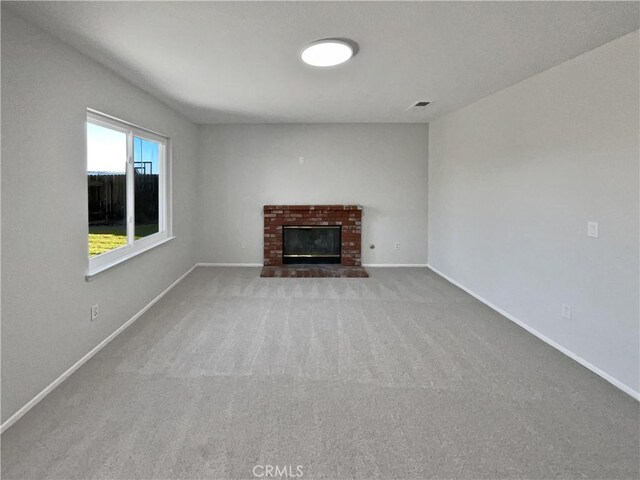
[{"left": 263, "top": 205, "right": 365, "bottom": 272}]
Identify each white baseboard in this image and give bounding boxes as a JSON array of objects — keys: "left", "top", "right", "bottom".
[
  {"left": 427, "top": 264, "right": 640, "bottom": 401},
  {"left": 0, "top": 265, "right": 198, "bottom": 434},
  {"left": 196, "top": 263, "right": 262, "bottom": 267},
  {"left": 363, "top": 264, "right": 428, "bottom": 267},
  {"left": 196, "top": 263, "right": 430, "bottom": 268},
  {"left": 197, "top": 263, "right": 429, "bottom": 268}
]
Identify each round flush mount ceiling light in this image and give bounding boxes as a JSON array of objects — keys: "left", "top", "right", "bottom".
[{"left": 301, "top": 38, "right": 358, "bottom": 67}]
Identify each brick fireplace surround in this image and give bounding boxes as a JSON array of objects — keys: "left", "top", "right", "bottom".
[{"left": 261, "top": 205, "right": 369, "bottom": 278}]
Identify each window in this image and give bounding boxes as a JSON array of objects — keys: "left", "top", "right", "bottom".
[{"left": 86, "top": 110, "right": 171, "bottom": 277}]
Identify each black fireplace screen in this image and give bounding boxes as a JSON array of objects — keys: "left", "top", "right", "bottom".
[{"left": 283, "top": 226, "right": 341, "bottom": 264}]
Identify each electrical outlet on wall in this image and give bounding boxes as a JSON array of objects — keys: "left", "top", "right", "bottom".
[
  {"left": 91, "top": 304, "right": 99, "bottom": 321},
  {"left": 394, "top": 242, "right": 400, "bottom": 250},
  {"left": 561, "top": 304, "right": 571, "bottom": 319},
  {"left": 241, "top": 241, "right": 247, "bottom": 249},
  {"left": 587, "top": 221, "right": 599, "bottom": 238}
]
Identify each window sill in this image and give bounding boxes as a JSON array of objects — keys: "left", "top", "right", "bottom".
[{"left": 85, "top": 236, "right": 175, "bottom": 281}]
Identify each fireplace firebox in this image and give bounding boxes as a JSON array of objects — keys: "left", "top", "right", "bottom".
[{"left": 283, "top": 226, "right": 341, "bottom": 264}]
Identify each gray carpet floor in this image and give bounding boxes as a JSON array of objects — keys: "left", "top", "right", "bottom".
[{"left": 2, "top": 267, "right": 638, "bottom": 479}]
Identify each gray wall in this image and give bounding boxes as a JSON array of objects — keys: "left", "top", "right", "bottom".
[
  {"left": 196, "top": 124, "right": 429, "bottom": 265},
  {"left": 428, "top": 31, "right": 640, "bottom": 394},
  {"left": 1, "top": 10, "right": 200, "bottom": 423}
]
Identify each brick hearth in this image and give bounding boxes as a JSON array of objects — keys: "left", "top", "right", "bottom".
[
  {"left": 262, "top": 205, "right": 367, "bottom": 277},
  {"left": 260, "top": 265, "right": 369, "bottom": 278}
]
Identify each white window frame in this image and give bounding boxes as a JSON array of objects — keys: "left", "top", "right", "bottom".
[{"left": 86, "top": 109, "right": 173, "bottom": 279}]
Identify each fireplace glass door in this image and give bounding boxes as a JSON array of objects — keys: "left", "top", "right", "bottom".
[{"left": 283, "top": 226, "right": 341, "bottom": 264}]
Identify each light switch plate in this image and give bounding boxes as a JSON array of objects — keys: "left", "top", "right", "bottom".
[{"left": 587, "top": 221, "right": 599, "bottom": 238}]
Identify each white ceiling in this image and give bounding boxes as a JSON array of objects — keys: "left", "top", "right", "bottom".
[{"left": 6, "top": 1, "right": 639, "bottom": 124}]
